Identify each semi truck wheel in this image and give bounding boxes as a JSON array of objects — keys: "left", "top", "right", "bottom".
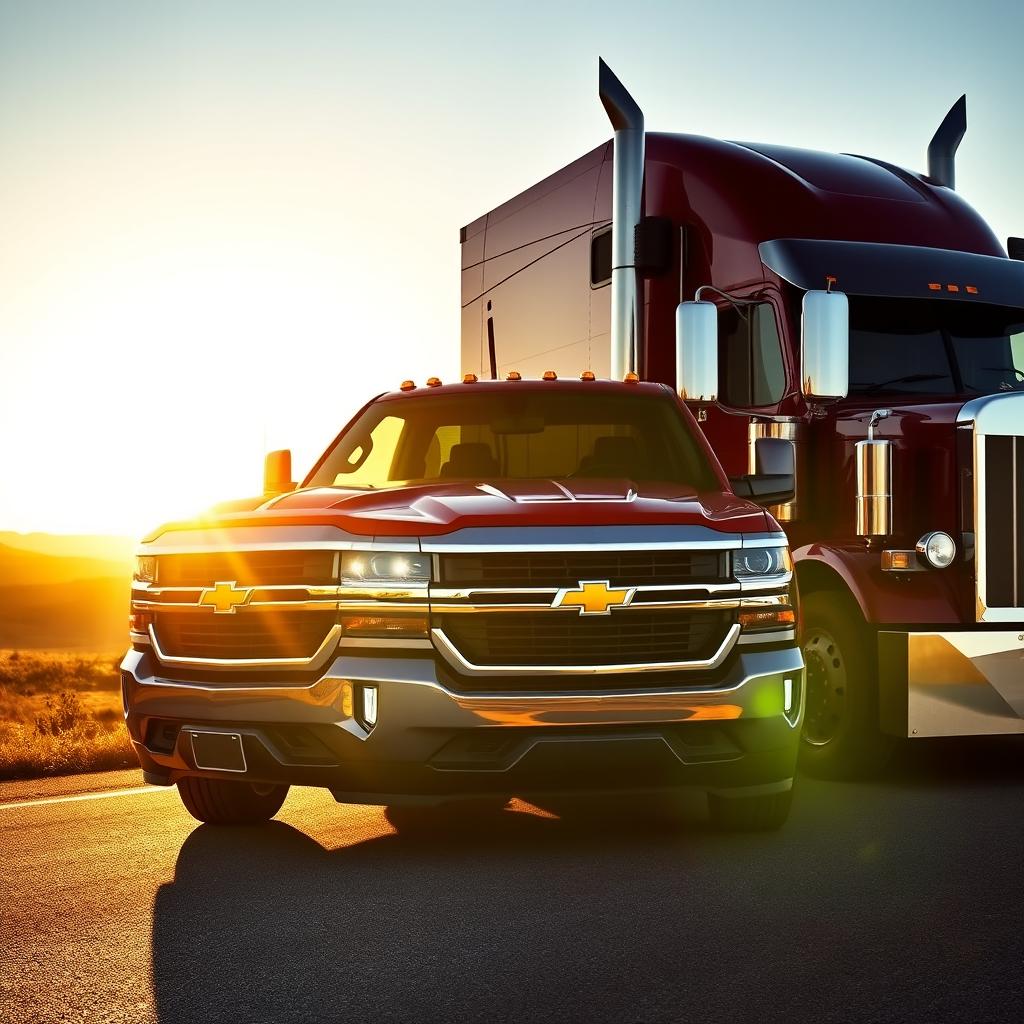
[
  {"left": 799, "top": 592, "right": 894, "bottom": 779},
  {"left": 176, "top": 776, "right": 289, "bottom": 824},
  {"left": 707, "top": 789, "right": 792, "bottom": 831}
]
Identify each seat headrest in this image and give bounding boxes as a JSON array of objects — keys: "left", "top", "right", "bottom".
[{"left": 440, "top": 442, "right": 498, "bottom": 478}]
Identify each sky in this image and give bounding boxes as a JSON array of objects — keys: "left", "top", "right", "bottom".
[{"left": 1, "top": 0, "right": 1023, "bottom": 536}]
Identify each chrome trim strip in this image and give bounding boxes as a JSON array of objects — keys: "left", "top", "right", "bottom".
[
  {"left": 737, "top": 629, "right": 796, "bottom": 645},
  {"left": 430, "top": 598, "right": 743, "bottom": 614},
  {"left": 148, "top": 622, "right": 343, "bottom": 669},
  {"left": 135, "top": 599, "right": 343, "bottom": 613},
  {"left": 429, "top": 622, "right": 742, "bottom": 677},
  {"left": 338, "top": 637, "right": 433, "bottom": 650}
]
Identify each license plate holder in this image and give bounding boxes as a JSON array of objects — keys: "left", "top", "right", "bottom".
[{"left": 189, "top": 730, "right": 247, "bottom": 773}]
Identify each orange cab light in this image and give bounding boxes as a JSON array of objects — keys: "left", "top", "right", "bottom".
[
  {"left": 624, "top": 371, "right": 640, "bottom": 383},
  {"left": 426, "top": 376, "right": 442, "bottom": 387},
  {"left": 580, "top": 370, "right": 596, "bottom": 381},
  {"left": 928, "top": 283, "right": 942, "bottom": 291},
  {"left": 946, "top": 284, "right": 960, "bottom": 293},
  {"left": 542, "top": 370, "right": 557, "bottom": 381},
  {"left": 400, "top": 380, "right": 416, "bottom": 391},
  {"left": 462, "top": 372, "right": 478, "bottom": 383},
  {"left": 966, "top": 285, "right": 979, "bottom": 294},
  {"left": 506, "top": 370, "right": 522, "bottom": 381}
]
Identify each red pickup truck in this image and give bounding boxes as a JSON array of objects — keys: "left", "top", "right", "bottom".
[{"left": 123, "top": 377, "right": 804, "bottom": 830}]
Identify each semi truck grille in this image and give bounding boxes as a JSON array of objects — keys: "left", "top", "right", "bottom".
[
  {"left": 156, "top": 551, "right": 337, "bottom": 588},
  {"left": 152, "top": 610, "right": 337, "bottom": 661},
  {"left": 439, "top": 550, "right": 727, "bottom": 588},
  {"left": 983, "top": 435, "right": 1024, "bottom": 608},
  {"left": 435, "top": 610, "right": 732, "bottom": 668}
]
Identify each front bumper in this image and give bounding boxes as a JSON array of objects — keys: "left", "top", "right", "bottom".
[
  {"left": 121, "top": 645, "right": 804, "bottom": 803},
  {"left": 879, "top": 629, "right": 1024, "bottom": 737}
]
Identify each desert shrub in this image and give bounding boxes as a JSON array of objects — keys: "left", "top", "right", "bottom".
[{"left": 34, "top": 691, "right": 88, "bottom": 737}]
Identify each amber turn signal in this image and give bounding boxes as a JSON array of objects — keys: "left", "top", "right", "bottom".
[{"left": 737, "top": 608, "right": 796, "bottom": 630}]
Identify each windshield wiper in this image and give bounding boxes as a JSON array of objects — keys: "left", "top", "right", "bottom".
[{"left": 851, "top": 372, "right": 949, "bottom": 391}]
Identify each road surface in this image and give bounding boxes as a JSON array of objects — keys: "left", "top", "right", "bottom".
[{"left": 2, "top": 739, "right": 1023, "bottom": 1024}]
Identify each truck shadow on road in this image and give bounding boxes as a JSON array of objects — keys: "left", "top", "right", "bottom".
[{"left": 150, "top": 736, "right": 1024, "bottom": 1024}]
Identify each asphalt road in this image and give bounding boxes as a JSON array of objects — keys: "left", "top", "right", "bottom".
[{"left": 2, "top": 740, "right": 1023, "bottom": 1024}]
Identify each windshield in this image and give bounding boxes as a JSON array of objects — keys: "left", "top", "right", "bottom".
[
  {"left": 848, "top": 298, "right": 1024, "bottom": 395},
  {"left": 308, "top": 390, "right": 719, "bottom": 492}
]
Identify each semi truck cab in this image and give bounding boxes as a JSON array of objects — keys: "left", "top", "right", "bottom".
[
  {"left": 123, "top": 378, "right": 806, "bottom": 830},
  {"left": 459, "top": 61, "right": 1024, "bottom": 777}
]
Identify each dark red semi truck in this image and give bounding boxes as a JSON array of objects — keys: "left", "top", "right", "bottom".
[{"left": 461, "top": 60, "right": 1024, "bottom": 776}]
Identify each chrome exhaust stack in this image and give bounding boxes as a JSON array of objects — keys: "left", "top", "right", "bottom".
[{"left": 599, "top": 58, "right": 645, "bottom": 379}]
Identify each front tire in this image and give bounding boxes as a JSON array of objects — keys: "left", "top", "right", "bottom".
[
  {"left": 799, "top": 591, "right": 894, "bottom": 779},
  {"left": 177, "top": 776, "right": 289, "bottom": 824}
]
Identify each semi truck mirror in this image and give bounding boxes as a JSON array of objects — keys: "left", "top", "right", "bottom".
[
  {"left": 801, "top": 289, "right": 849, "bottom": 401},
  {"left": 264, "top": 449, "right": 296, "bottom": 495},
  {"left": 730, "top": 437, "right": 796, "bottom": 506},
  {"left": 675, "top": 300, "right": 719, "bottom": 402}
]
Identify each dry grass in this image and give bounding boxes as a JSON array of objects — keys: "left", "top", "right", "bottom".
[{"left": 0, "top": 650, "right": 137, "bottom": 780}]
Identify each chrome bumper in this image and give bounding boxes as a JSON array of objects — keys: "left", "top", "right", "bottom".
[
  {"left": 121, "top": 645, "right": 804, "bottom": 776},
  {"left": 879, "top": 630, "right": 1024, "bottom": 737}
]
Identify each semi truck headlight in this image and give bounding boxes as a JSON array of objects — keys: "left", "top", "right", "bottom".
[
  {"left": 916, "top": 531, "right": 956, "bottom": 569},
  {"left": 733, "top": 547, "right": 792, "bottom": 578},
  {"left": 134, "top": 556, "right": 157, "bottom": 583},
  {"left": 341, "top": 551, "right": 431, "bottom": 585}
]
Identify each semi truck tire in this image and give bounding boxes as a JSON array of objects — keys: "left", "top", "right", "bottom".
[
  {"left": 799, "top": 591, "right": 894, "bottom": 779},
  {"left": 707, "top": 789, "right": 792, "bottom": 831},
  {"left": 176, "top": 776, "right": 289, "bottom": 824}
]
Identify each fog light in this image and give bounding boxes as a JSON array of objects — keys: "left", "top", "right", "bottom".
[
  {"left": 916, "top": 531, "right": 956, "bottom": 569},
  {"left": 361, "top": 685, "right": 378, "bottom": 729}
]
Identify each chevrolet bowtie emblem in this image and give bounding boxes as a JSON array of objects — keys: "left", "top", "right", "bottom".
[
  {"left": 552, "top": 579, "right": 635, "bottom": 616},
  {"left": 198, "top": 581, "right": 253, "bottom": 614}
]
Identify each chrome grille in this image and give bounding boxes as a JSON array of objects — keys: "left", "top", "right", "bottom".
[
  {"left": 983, "top": 435, "right": 1024, "bottom": 608},
  {"left": 156, "top": 551, "right": 337, "bottom": 587},
  {"left": 152, "top": 610, "right": 337, "bottom": 661},
  {"left": 435, "top": 610, "right": 733, "bottom": 668},
  {"left": 439, "top": 550, "right": 727, "bottom": 588}
]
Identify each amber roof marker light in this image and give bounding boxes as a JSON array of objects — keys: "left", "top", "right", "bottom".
[
  {"left": 399, "top": 380, "right": 416, "bottom": 392},
  {"left": 624, "top": 371, "right": 640, "bottom": 383},
  {"left": 426, "top": 376, "right": 442, "bottom": 387},
  {"left": 462, "top": 372, "right": 478, "bottom": 383},
  {"left": 542, "top": 370, "right": 558, "bottom": 380},
  {"left": 580, "top": 370, "right": 596, "bottom": 381},
  {"left": 505, "top": 370, "right": 522, "bottom": 381}
]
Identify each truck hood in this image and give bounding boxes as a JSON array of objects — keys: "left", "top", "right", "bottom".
[{"left": 164, "top": 479, "right": 772, "bottom": 540}]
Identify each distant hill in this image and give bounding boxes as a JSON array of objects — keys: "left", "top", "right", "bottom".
[
  {"left": 0, "top": 578, "right": 129, "bottom": 652},
  {"left": 0, "top": 532, "right": 134, "bottom": 565},
  {"left": 0, "top": 534, "right": 133, "bottom": 651}
]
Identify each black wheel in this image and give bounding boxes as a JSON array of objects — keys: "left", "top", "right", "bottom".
[
  {"left": 708, "top": 789, "right": 793, "bottom": 831},
  {"left": 385, "top": 797, "right": 509, "bottom": 834},
  {"left": 177, "top": 776, "right": 289, "bottom": 824},
  {"left": 799, "top": 591, "right": 894, "bottom": 779}
]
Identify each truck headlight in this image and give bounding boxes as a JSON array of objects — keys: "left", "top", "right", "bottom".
[
  {"left": 916, "top": 531, "right": 956, "bottom": 569},
  {"left": 134, "top": 556, "right": 157, "bottom": 583},
  {"left": 341, "top": 551, "right": 431, "bottom": 586},
  {"left": 732, "top": 546, "right": 792, "bottom": 578}
]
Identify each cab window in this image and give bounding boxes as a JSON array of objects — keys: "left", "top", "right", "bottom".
[{"left": 719, "top": 302, "right": 786, "bottom": 406}]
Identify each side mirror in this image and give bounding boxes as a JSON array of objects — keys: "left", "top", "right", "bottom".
[
  {"left": 801, "top": 289, "right": 849, "bottom": 401},
  {"left": 675, "top": 301, "right": 719, "bottom": 402},
  {"left": 1008, "top": 237, "right": 1024, "bottom": 261},
  {"left": 730, "top": 437, "right": 795, "bottom": 506},
  {"left": 264, "top": 449, "right": 296, "bottom": 495}
]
